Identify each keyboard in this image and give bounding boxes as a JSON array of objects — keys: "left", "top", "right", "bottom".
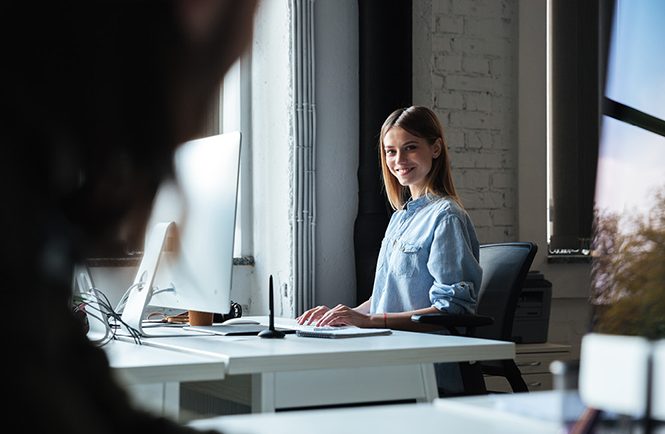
[
  {"left": 274, "top": 320, "right": 344, "bottom": 333},
  {"left": 274, "top": 321, "right": 391, "bottom": 338}
]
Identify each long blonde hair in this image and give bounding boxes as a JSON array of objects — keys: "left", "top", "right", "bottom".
[{"left": 379, "top": 106, "right": 462, "bottom": 210}]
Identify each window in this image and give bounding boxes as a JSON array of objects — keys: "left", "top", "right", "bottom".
[
  {"left": 222, "top": 57, "right": 252, "bottom": 260},
  {"left": 590, "top": 0, "right": 665, "bottom": 340},
  {"left": 201, "top": 57, "right": 252, "bottom": 260},
  {"left": 596, "top": 0, "right": 665, "bottom": 218},
  {"left": 547, "top": 0, "right": 665, "bottom": 257}
]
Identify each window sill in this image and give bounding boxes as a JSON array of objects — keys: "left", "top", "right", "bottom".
[
  {"left": 547, "top": 255, "right": 592, "bottom": 264},
  {"left": 86, "top": 257, "right": 140, "bottom": 267},
  {"left": 233, "top": 256, "right": 255, "bottom": 266},
  {"left": 86, "top": 256, "right": 255, "bottom": 267}
]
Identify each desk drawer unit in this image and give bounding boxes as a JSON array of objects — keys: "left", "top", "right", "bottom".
[{"left": 484, "top": 343, "right": 571, "bottom": 393}]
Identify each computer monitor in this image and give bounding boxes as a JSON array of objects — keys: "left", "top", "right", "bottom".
[{"left": 120, "top": 132, "right": 242, "bottom": 337}]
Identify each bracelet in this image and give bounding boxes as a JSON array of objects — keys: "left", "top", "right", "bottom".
[{"left": 383, "top": 312, "right": 387, "bottom": 328}]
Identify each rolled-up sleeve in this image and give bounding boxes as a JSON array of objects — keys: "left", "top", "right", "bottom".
[{"left": 427, "top": 214, "right": 482, "bottom": 314}]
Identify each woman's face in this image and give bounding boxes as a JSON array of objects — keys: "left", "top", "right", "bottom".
[{"left": 383, "top": 126, "right": 442, "bottom": 199}]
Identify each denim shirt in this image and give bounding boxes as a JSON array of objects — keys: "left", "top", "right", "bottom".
[{"left": 370, "top": 194, "right": 482, "bottom": 315}]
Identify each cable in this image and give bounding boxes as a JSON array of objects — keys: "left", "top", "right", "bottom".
[
  {"left": 76, "top": 281, "right": 183, "bottom": 346},
  {"left": 73, "top": 291, "right": 114, "bottom": 346},
  {"left": 75, "top": 286, "right": 143, "bottom": 346},
  {"left": 98, "top": 288, "right": 142, "bottom": 345}
]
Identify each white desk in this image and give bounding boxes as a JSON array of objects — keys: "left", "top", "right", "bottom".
[
  {"left": 130, "top": 317, "right": 515, "bottom": 413},
  {"left": 102, "top": 339, "right": 227, "bottom": 418},
  {"left": 190, "top": 392, "right": 565, "bottom": 434}
]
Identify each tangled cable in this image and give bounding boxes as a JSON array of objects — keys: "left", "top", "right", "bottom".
[{"left": 72, "top": 285, "right": 143, "bottom": 346}]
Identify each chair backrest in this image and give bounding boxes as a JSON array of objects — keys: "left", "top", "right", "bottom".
[{"left": 475, "top": 242, "right": 537, "bottom": 341}]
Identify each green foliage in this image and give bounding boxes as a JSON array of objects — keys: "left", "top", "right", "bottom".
[{"left": 591, "top": 186, "right": 665, "bottom": 340}]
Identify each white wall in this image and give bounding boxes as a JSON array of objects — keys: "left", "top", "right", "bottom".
[
  {"left": 238, "top": 0, "right": 360, "bottom": 317},
  {"left": 312, "top": 0, "right": 359, "bottom": 309},
  {"left": 241, "top": 0, "right": 295, "bottom": 318},
  {"left": 238, "top": 0, "right": 360, "bottom": 316}
]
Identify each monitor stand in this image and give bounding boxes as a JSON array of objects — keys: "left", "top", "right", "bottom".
[
  {"left": 73, "top": 264, "right": 112, "bottom": 344},
  {"left": 119, "top": 221, "right": 192, "bottom": 338}
]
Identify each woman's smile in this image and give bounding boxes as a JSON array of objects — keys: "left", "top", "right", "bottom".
[{"left": 395, "top": 166, "right": 415, "bottom": 175}]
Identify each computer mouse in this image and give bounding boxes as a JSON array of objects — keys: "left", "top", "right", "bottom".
[{"left": 222, "top": 317, "right": 261, "bottom": 325}]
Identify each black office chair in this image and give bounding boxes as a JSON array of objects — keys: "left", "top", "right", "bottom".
[{"left": 412, "top": 242, "right": 538, "bottom": 396}]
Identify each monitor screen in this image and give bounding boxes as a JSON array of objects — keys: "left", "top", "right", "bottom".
[
  {"left": 120, "top": 132, "right": 242, "bottom": 336},
  {"left": 590, "top": 0, "right": 665, "bottom": 339}
]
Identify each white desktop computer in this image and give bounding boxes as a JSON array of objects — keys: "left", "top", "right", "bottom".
[{"left": 119, "top": 132, "right": 242, "bottom": 337}]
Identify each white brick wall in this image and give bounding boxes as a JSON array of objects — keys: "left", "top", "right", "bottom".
[{"left": 414, "top": 0, "right": 518, "bottom": 244}]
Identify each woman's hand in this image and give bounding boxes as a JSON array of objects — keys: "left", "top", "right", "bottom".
[
  {"left": 297, "top": 302, "right": 444, "bottom": 331},
  {"left": 313, "top": 304, "right": 373, "bottom": 328},
  {"left": 297, "top": 299, "right": 375, "bottom": 327},
  {"left": 296, "top": 305, "right": 332, "bottom": 325},
  {"left": 297, "top": 304, "right": 372, "bottom": 327}
]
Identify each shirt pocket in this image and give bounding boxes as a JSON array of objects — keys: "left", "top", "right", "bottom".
[{"left": 390, "top": 242, "right": 421, "bottom": 277}]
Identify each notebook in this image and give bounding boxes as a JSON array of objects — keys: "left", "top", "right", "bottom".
[{"left": 295, "top": 325, "right": 392, "bottom": 339}]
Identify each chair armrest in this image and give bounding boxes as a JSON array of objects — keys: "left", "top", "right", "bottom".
[{"left": 411, "top": 313, "right": 494, "bottom": 336}]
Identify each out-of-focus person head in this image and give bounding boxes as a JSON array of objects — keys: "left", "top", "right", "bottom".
[
  {"left": 2, "top": 3, "right": 258, "bottom": 432},
  {"left": 2, "top": 0, "right": 258, "bottom": 272}
]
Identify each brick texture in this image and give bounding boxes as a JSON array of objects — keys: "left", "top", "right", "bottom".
[{"left": 416, "top": 0, "right": 517, "bottom": 243}]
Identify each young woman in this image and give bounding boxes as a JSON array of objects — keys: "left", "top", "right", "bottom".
[{"left": 298, "top": 106, "right": 482, "bottom": 332}]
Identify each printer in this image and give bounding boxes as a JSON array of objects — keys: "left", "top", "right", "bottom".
[{"left": 511, "top": 271, "right": 552, "bottom": 344}]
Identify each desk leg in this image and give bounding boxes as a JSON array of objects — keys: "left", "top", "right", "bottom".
[
  {"left": 251, "top": 373, "right": 276, "bottom": 413},
  {"left": 163, "top": 382, "right": 180, "bottom": 420},
  {"left": 124, "top": 382, "right": 180, "bottom": 420},
  {"left": 418, "top": 363, "right": 438, "bottom": 403}
]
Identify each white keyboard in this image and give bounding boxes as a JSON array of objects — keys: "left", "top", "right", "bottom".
[{"left": 274, "top": 320, "right": 348, "bottom": 333}]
